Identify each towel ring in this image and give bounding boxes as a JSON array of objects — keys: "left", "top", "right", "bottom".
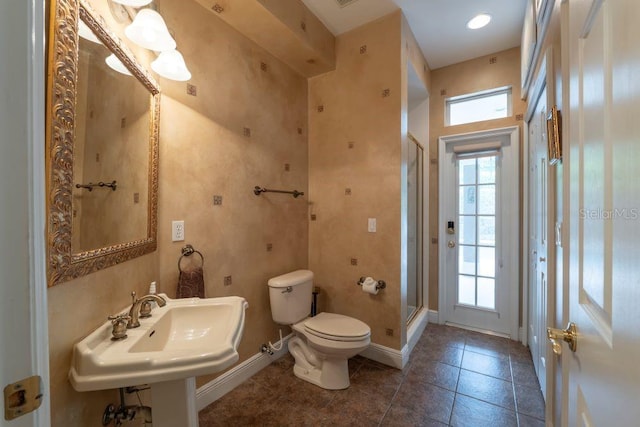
[{"left": 178, "top": 244, "right": 204, "bottom": 273}]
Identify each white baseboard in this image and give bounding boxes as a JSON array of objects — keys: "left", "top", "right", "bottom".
[
  {"left": 196, "top": 323, "right": 432, "bottom": 410},
  {"left": 361, "top": 309, "right": 434, "bottom": 370},
  {"left": 360, "top": 342, "right": 405, "bottom": 369},
  {"left": 195, "top": 333, "right": 292, "bottom": 411}
]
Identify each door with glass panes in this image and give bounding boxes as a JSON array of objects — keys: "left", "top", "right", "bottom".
[{"left": 439, "top": 128, "right": 519, "bottom": 338}]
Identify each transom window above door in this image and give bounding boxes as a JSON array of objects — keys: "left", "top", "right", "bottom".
[{"left": 446, "top": 87, "right": 512, "bottom": 126}]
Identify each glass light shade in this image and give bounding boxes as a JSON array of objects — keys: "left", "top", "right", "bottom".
[
  {"left": 467, "top": 13, "right": 492, "bottom": 30},
  {"left": 125, "top": 9, "right": 176, "bottom": 51},
  {"left": 111, "top": 0, "right": 153, "bottom": 6},
  {"left": 105, "top": 53, "right": 133, "bottom": 76},
  {"left": 78, "top": 20, "right": 102, "bottom": 44},
  {"left": 151, "top": 49, "right": 191, "bottom": 81}
]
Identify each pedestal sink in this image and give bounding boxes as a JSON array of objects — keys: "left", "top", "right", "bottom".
[{"left": 69, "top": 294, "right": 248, "bottom": 427}]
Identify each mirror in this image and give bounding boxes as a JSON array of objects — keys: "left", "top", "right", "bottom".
[{"left": 46, "top": 0, "right": 160, "bottom": 286}]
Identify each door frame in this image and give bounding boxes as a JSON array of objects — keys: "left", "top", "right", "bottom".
[
  {"left": 524, "top": 47, "right": 557, "bottom": 421},
  {"left": 438, "top": 126, "right": 520, "bottom": 340},
  {"left": 406, "top": 132, "right": 427, "bottom": 325},
  {"left": 0, "top": 0, "right": 50, "bottom": 424}
]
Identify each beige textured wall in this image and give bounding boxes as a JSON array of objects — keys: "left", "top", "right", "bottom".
[
  {"left": 193, "top": 0, "right": 335, "bottom": 77},
  {"left": 428, "top": 47, "right": 527, "bottom": 311},
  {"left": 309, "top": 12, "right": 402, "bottom": 350},
  {"left": 308, "top": 11, "right": 430, "bottom": 350},
  {"left": 156, "top": 0, "right": 308, "bottom": 387},
  {"left": 47, "top": 0, "right": 308, "bottom": 425}
]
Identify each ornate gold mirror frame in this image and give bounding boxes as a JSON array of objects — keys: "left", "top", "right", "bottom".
[{"left": 46, "top": 0, "right": 160, "bottom": 286}]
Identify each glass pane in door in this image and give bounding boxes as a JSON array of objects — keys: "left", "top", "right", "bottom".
[
  {"left": 459, "top": 215, "right": 476, "bottom": 245},
  {"left": 457, "top": 155, "right": 497, "bottom": 309},
  {"left": 477, "top": 278, "right": 496, "bottom": 309},
  {"left": 458, "top": 275, "right": 476, "bottom": 306}
]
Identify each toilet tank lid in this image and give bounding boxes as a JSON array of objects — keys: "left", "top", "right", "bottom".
[{"left": 268, "top": 270, "right": 313, "bottom": 288}]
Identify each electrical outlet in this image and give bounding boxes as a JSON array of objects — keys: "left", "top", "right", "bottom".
[{"left": 172, "top": 220, "right": 185, "bottom": 242}]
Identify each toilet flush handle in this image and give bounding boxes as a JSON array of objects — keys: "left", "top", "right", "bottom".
[{"left": 282, "top": 286, "right": 293, "bottom": 294}]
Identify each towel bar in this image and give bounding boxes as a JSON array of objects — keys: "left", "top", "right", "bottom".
[{"left": 254, "top": 186, "right": 304, "bottom": 198}]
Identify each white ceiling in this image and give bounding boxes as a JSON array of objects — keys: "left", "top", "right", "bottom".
[{"left": 302, "top": 0, "right": 527, "bottom": 70}]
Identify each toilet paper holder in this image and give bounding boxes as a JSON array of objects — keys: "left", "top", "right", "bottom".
[{"left": 357, "top": 277, "right": 386, "bottom": 291}]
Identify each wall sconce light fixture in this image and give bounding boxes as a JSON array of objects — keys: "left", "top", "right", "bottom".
[
  {"left": 125, "top": 8, "right": 176, "bottom": 51},
  {"left": 151, "top": 49, "right": 192, "bottom": 81},
  {"left": 107, "top": 0, "right": 192, "bottom": 81},
  {"left": 105, "top": 53, "right": 133, "bottom": 76}
]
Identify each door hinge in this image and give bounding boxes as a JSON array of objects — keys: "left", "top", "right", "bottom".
[{"left": 4, "top": 375, "right": 43, "bottom": 421}]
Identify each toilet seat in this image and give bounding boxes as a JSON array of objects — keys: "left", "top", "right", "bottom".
[{"left": 302, "top": 312, "right": 370, "bottom": 342}]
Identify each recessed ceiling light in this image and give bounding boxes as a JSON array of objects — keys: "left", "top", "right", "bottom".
[{"left": 467, "top": 13, "right": 492, "bottom": 30}]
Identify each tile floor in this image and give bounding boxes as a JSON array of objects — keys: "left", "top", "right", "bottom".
[{"left": 199, "top": 324, "right": 545, "bottom": 426}]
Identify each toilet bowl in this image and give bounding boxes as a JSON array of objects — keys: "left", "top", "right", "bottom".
[
  {"left": 288, "top": 312, "right": 370, "bottom": 389},
  {"left": 268, "top": 270, "right": 371, "bottom": 390}
]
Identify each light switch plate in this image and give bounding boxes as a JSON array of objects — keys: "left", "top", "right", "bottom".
[{"left": 368, "top": 218, "right": 376, "bottom": 233}]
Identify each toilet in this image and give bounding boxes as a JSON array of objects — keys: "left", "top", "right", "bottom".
[{"left": 268, "top": 269, "right": 370, "bottom": 390}]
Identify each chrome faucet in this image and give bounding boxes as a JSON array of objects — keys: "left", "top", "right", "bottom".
[{"left": 126, "top": 291, "right": 167, "bottom": 329}]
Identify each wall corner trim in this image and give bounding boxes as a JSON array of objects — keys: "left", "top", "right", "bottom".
[{"left": 407, "top": 308, "right": 430, "bottom": 353}]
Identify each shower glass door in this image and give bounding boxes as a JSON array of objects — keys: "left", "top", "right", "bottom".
[{"left": 407, "top": 135, "right": 424, "bottom": 323}]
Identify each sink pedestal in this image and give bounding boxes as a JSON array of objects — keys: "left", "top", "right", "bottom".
[{"left": 150, "top": 377, "right": 199, "bottom": 427}]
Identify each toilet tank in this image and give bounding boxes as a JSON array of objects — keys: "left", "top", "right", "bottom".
[{"left": 268, "top": 270, "right": 313, "bottom": 325}]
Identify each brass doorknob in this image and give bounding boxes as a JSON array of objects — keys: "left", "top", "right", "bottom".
[
  {"left": 547, "top": 322, "right": 577, "bottom": 355},
  {"left": 448, "top": 240, "right": 456, "bottom": 248}
]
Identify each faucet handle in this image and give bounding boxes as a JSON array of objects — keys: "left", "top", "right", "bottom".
[
  {"left": 108, "top": 314, "right": 131, "bottom": 340},
  {"left": 108, "top": 313, "right": 131, "bottom": 322},
  {"left": 139, "top": 301, "right": 152, "bottom": 318},
  {"left": 131, "top": 291, "right": 137, "bottom": 303}
]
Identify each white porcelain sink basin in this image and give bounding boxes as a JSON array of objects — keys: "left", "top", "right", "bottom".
[{"left": 69, "top": 294, "right": 248, "bottom": 392}]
